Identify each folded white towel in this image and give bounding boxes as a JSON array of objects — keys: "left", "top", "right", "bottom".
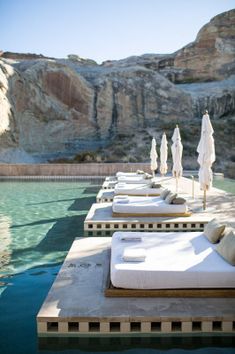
[
  {"left": 122, "top": 248, "right": 146, "bottom": 262},
  {"left": 120, "top": 235, "right": 142, "bottom": 242}
]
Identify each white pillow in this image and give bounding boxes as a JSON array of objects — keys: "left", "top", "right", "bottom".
[
  {"left": 160, "top": 189, "right": 170, "bottom": 200},
  {"left": 204, "top": 218, "right": 226, "bottom": 244},
  {"left": 123, "top": 248, "right": 146, "bottom": 262},
  {"left": 165, "top": 192, "right": 177, "bottom": 204},
  {"left": 216, "top": 230, "right": 235, "bottom": 265}
]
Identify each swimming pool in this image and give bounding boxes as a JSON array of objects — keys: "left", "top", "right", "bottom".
[
  {"left": 0, "top": 180, "right": 234, "bottom": 354},
  {"left": 213, "top": 178, "right": 235, "bottom": 195}
]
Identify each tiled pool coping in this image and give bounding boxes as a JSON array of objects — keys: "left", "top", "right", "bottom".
[{"left": 84, "top": 202, "right": 210, "bottom": 232}]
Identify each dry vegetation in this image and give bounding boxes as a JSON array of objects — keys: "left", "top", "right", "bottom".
[{"left": 49, "top": 116, "right": 235, "bottom": 178}]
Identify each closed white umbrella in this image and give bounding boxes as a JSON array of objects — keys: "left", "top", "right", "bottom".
[
  {"left": 160, "top": 132, "right": 168, "bottom": 176},
  {"left": 171, "top": 125, "right": 183, "bottom": 191},
  {"left": 150, "top": 137, "right": 158, "bottom": 177},
  {"left": 197, "top": 111, "right": 215, "bottom": 210}
]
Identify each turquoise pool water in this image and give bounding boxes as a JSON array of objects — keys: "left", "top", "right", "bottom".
[
  {"left": 213, "top": 178, "right": 235, "bottom": 195},
  {"left": 0, "top": 180, "right": 234, "bottom": 354}
]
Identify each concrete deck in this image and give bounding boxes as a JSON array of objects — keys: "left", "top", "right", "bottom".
[
  {"left": 96, "top": 175, "right": 227, "bottom": 203},
  {"left": 93, "top": 177, "right": 235, "bottom": 231},
  {"left": 84, "top": 203, "right": 211, "bottom": 232},
  {"left": 99, "top": 176, "right": 226, "bottom": 201},
  {"left": 37, "top": 175, "right": 235, "bottom": 336},
  {"left": 96, "top": 189, "right": 115, "bottom": 203},
  {"left": 37, "top": 237, "right": 235, "bottom": 336},
  {"left": 102, "top": 176, "right": 225, "bottom": 196},
  {"left": 102, "top": 180, "right": 117, "bottom": 189}
]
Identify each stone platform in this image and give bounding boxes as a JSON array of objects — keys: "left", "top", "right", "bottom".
[
  {"left": 37, "top": 237, "right": 235, "bottom": 336},
  {"left": 84, "top": 203, "right": 211, "bottom": 232},
  {"left": 96, "top": 189, "right": 114, "bottom": 203}
]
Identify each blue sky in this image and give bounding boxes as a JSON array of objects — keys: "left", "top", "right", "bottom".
[{"left": 1, "top": 0, "right": 234, "bottom": 63}]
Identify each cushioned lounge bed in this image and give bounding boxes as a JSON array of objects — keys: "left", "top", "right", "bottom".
[
  {"left": 117, "top": 175, "right": 152, "bottom": 184},
  {"left": 114, "top": 182, "right": 163, "bottom": 196},
  {"left": 116, "top": 172, "right": 145, "bottom": 177},
  {"left": 112, "top": 195, "right": 191, "bottom": 217},
  {"left": 110, "top": 231, "right": 235, "bottom": 293}
]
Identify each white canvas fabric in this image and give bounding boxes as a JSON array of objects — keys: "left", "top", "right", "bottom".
[
  {"left": 160, "top": 133, "right": 168, "bottom": 176},
  {"left": 112, "top": 195, "right": 187, "bottom": 214},
  {"left": 171, "top": 126, "right": 183, "bottom": 178},
  {"left": 197, "top": 113, "right": 216, "bottom": 190},
  {"left": 150, "top": 138, "right": 158, "bottom": 173},
  {"left": 111, "top": 232, "right": 235, "bottom": 289}
]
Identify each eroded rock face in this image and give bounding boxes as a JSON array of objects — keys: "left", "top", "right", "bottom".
[
  {"left": 0, "top": 51, "right": 54, "bottom": 60},
  {"left": 0, "top": 58, "right": 193, "bottom": 158},
  {"left": 0, "top": 60, "right": 97, "bottom": 155},
  {"left": 102, "top": 9, "right": 235, "bottom": 83},
  {"left": 179, "top": 76, "right": 235, "bottom": 118},
  {"left": 92, "top": 67, "right": 192, "bottom": 139},
  {"left": 0, "top": 61, "right": 19, "bottom": 148},
  {"left": 174, "top": 10, "right": 235, "bottom": 82},
  {"left": 0, "top": 9, "right": 234, "bottom": 169}
]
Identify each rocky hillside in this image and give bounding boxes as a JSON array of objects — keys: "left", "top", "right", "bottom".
[{"left": 0, "top": 9, "right": 235, "bottom": 176}]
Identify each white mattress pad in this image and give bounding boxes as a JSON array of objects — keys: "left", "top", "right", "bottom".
[
  {"left": 116, "top": 172, "right": 145, "bottom": 177},
  {"left": 111, "top": 232, "right": 235, "bottom": 289},
  {"left": 112, "top": 195, "right": 187, "bottom": 214},
  {"left": 114, "top": 183, "right": 163, "bottom": 196},
  {"left": 117, "top": 176, "right": 151, "bottom": 184}
]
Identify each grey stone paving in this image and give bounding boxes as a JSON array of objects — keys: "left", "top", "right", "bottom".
[{"left": 37, "top": 176, "right": 235, "bottom": 335}]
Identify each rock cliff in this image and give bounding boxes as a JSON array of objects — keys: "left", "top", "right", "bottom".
[
  {"left": 0, "top": 9, "right": 235, "bottom": 176},
  {"left": 103, "top": 9, "right": 235, "bottom": 84}
]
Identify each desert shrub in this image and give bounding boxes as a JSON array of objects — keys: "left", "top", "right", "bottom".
[
  {"left": 113, "top": 146, "right": 127, "bottom": 157},
  {"left": 49, "top": 158, "right": 71, "bottom": 164},
  {"left": 128, "top": 156, "right": 138, "bottom": 163},
  {"left": 73, "top": 151, "right": 97, "bottom": 162}
]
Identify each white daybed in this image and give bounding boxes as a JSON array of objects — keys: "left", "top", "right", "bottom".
[
  {"left": 117, "top": 175, "right": 152, "bottom": 184},
  {"left": 105, "top": 176, "right": 117, "bottom": 182},
  {"left": 105, "top": 172, "right": 145, "bottom": 182},
  {"left": 112, "top": 195, "right": 190, "bottom": 217},
  {"left": 116, "top": 172, "right": 145, "bottom": 177},
  {"left": 110, "top": 231, "right": 235, "bottom": 291},
  {"left": 114, "top": 182, "right": 163, "bottom": 196}
]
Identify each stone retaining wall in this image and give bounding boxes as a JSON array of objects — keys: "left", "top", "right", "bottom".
[{"left": 0, "top": 163, "right": 151, "bottom": 176}]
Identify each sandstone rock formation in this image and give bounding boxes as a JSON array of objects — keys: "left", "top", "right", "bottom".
[
  {"left": 0, "top": 9, "right": 234, "bottom": 176},
  {"left": 0, "top": 58, "right": 193, "bottom": 159},
  {"left": 103, "top": 10, "right": 235, "bottom": 84},
  {"left": 174, "top": 10, "right": 235, "bottom": 82}
]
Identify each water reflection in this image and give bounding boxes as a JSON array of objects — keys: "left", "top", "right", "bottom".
[
  {"left": 0, "top": 182, "right": 94, "bottom": 276},
  {"left": 38, "top": 335, "right": 235, "bottom": 353},
  {"left": 0, "top": 215, "right": 12, "bottom": 266},
  {"left": 0, "top": 215, "right": 12, "bottom": 295}
]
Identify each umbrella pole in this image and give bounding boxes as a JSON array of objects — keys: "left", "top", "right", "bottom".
[
  {"left": 203, "top": 189, "right": 206, "bottom": 210},
  {"left": 176, "top": 176, "right": 178, "bottom": 192},
  {"left": 191, "top": 175, "right": 195, "bottom": 199}
]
